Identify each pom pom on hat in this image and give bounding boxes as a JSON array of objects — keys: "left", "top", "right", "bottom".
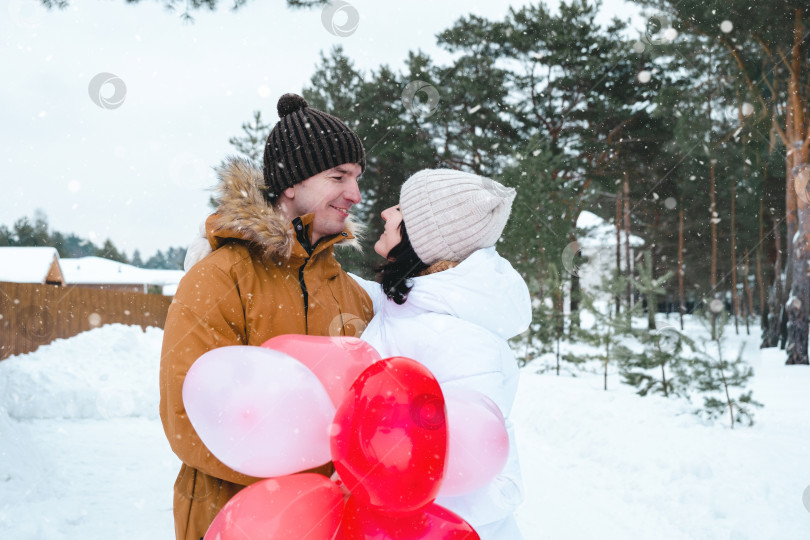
[
  {"left": 277, "top": 93, "right": 308, "bottom": 117},
  {"left": 399, "top": 169, "right": 516, "bottom": 265}
]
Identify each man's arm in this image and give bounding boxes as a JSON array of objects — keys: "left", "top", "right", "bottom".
[
  {"left": 347, "top": 272, "right": 384, "bottom": 315},
  {"left": 159, "top": 260, "right": 260, "bottom": 486}
]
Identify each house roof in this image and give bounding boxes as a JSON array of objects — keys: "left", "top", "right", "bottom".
[
  {"left": 0, "top": 247, "right": 64, "bottom": 284},
  {"left": 577, "top": 210, "right": 645, "bottom": 248},
  {"left": 60, "top": 257, "right": 184, "bottom": 287}
]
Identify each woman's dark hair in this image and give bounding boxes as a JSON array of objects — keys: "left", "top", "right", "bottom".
[{"left": 376, "top": 221, "right": 429, "bottom": 305}]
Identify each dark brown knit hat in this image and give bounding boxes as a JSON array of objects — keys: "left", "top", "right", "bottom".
[{"left": 262, "top": 93, "right": 366, "bottom": 200}]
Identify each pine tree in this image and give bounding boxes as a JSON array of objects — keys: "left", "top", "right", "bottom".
[
  {"left": 0, "top": 211, "right": 138, "bottom": 262},
  {"left": 499, "top": 138, "right": 569, "bottom": 293},
  {"left": 228, "top": 110, "right": 272, "bottom": 164},
  {"left": 539, "top": 266, "right": 569, "bottom": 375},
  {"left": 0, "top": 225, "right": 12, "bottom": 246},
  {"left": 59, "top": 233, "right": 98, "bottom": 258},
  {"left": 617, "top": 13, "right": 773, "bottom": 347},
  {"left": 131, "top": 250, "right": 144, "bottom": 267},
  {"left": 618, "top": 320, "right": 694, "bottom": 398},
  {"left": 517, "top": 270, "right": 559, "bottom": 366},
  {"left": 38, "top": 0, "right": 323, "bottom": 22},
  {"left": 492, "top": 0, "right": 675, "bottom": 331},
  {"left": 165, "top": 247, "right": 187, "bottom": 270},
  {"left": 145, "top": 250, "right": 168, "bottom": 269},
  {"left": 574, "top": 270, "right": 639, "bottom": 390},
  {"left": 427, "top": 14, "right": 520, "bottom": 177},
  {"left": 13, "top": 211, "right": 50, "bottom": 247},
  {"left": 637, "top": 250, "right": 672, "bottom": 331},
  {"left": 690, "top": 305, "right": 763, "bottom": 427},
  {"left": 635, "top": 0, "right": 810, "bottom": 364},
  {"left": 96, "top": 239, "right": 129, "bottom": 264},
  {"left": 618, "top": 250, "right": 694, "bottom": 397}
]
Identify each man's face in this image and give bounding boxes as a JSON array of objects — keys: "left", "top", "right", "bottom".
[{"left": 283, "top": 163, "right": 362, "bottom": 243}]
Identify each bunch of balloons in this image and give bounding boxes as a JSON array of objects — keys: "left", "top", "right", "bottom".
[{"left": 182, "top": 335, "right": 510, "bottom": 540}]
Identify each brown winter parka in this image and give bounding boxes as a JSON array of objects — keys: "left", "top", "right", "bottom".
[{"left": 159, "top": 157, "right": 373, "bottom": 540}]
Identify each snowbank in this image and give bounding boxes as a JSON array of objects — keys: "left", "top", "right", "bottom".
[
  {"left": 0, "top": 325, "right": 177, "bottom": 540},
  {"left": 0, "top": 324, "right": 164, "bottom": 420}
]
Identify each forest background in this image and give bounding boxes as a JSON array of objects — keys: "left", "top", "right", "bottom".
[{"left": 5, "top": 0, "right": 810, "bottom": 365}]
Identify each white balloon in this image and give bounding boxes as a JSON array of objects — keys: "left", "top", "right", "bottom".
[
  {"left": 183, "top": 345, "right": 335, "bottom": 478},
  {"left": 439, "top": 387, "right": 509, "bottom": 497}
]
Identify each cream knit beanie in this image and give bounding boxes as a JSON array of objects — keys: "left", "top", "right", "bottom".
[{"left": 399, "top": 169, "right": 516, "bottom": 265}]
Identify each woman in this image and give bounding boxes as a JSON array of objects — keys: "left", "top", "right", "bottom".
[{"left": 349, "top": 168, "right": 531, "bottom": 539}]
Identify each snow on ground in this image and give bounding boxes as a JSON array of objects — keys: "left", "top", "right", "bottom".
[
  {"left": 1, "top": 322, "right": 809, "bottom": 539},
  {"left": 514, "top": 317, "right": 810, "bottom": 539},
  {"left": 0, "top": 325, "right": 179, "bottom": 540}
]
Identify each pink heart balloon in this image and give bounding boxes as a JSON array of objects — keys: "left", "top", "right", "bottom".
[
  {"left": 341, "top": 495, "right": 480, "bottom": 540},
  {"left": 438, "top": 388, "right": 509, "bottom": 497},
  {"left": 262, "top": 335, "right": 381, "bottom": 408},
  {"left": 183, "top": 345, "right": 335, "bottom": 478},
  {"left": 205, "top": 474, "right": 344, "bottom": 540}
]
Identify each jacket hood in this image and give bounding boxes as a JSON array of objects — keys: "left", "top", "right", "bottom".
[
  {"left": 206, "top": 156, "right": 362, "bottom": 262},
  {"left": 405, "top": 247, "right": 531, "bottom": 339}
]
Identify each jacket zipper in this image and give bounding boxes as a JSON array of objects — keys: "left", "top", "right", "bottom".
[
  {"left": 299, "top": 258, "right": 310, "bottom": 334},
  {"left": 293, "top": 217, "right": 313, "bottom": 334}
]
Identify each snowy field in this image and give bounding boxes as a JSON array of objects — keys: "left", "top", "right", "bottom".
[{"left": 1, "top": 322, "right": 808, "bottom": 539}]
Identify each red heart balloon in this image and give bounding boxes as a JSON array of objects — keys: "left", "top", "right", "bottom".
[
  {"left": 262, "top": 335, "right": 381, "bottom": 408},
  {"left": 204, "top": 474, "right": 344, "bottom": 540},
  {"left": 331, "top": 357, "right": 447, "bottom": 512},
  {"left": 341, "top": 495, "right": 480, "bottom": 540}
]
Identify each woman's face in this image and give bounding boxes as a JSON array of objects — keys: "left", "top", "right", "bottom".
[{"left": 374, "top": 204, "right": 403, "bottom": 258}]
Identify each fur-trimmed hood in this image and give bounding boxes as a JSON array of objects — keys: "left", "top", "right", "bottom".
[{"left": 205, "top": 156, "right": 362, "bottom": 262}]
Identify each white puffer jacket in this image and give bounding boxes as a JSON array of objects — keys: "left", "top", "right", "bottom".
[{"left": 350, "top": 247, "right": 531, "bottom": 536}]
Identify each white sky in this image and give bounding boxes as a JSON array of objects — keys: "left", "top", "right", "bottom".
[{"left": 2, "top": 0, "right": 641, "bottom": 258}]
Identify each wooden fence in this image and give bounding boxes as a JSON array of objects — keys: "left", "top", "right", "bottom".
[{"left": 0, "top": 281, "right": 173, "bottom": 361}]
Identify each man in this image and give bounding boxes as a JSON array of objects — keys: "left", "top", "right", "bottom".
[{"left": 159, "top": 93, "right": 373, "bottom": 540}]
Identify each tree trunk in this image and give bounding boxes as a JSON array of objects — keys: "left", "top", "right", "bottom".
[
  {"left": 757, "top": 183, "right": 766, "bottom": 334},
  {"left": 766, "top": 214, "right": 784, "bottom": 348},
  {"left": 782, "top": 167, "right": 795, "bottom": 351},
  {"left": 647, "top": 200, "right": 661, "bottom": 330},
  {"left": 569, "top": 272, "right": 581, "bottom": 332},
  {"left": 647, "top": 291, "right": 657, "bottom": 332},
  {"left": 713, "top": 330, "right": 735, "bottom": 430},
  {"left": 649, "top": 205, "right": 661, "bottom": 331},
  {"left": 556, "top": 332, "right": 561, "bottom": 376},
  {"left": 731, "top": 170, "right": 739, "bottom": 334},
  {"left": 744, "top": 252, "right": 753, "bottom": 335},
  {"left": 709, "top": 152, "right": 719, "bottom": 340},
  {"left": 678, "top": 202, "right": 685, "bottom": 330},
  {"left": 781, "top": 149, "right": 795, "bottom": 350},
  {"left": 553, "top": 283, "right": 564, "bottom": 375},
  {"left": 616, "top": 189, "right": 622, "bottom": 316},
  {"left": 738, "top": 101, "right": 752, "bottom": 336},
  {"left": 785, "top": 8, "right": 810, "bottom": 365},
  {"left": 709, "top": 153, "right": 718, "bottom": 295},
  {"left": 624, "top": 175, "right": 632, "bottom": 309},
  {"left": 705, "top": 84, "right": 719, "bottom": 340}
]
